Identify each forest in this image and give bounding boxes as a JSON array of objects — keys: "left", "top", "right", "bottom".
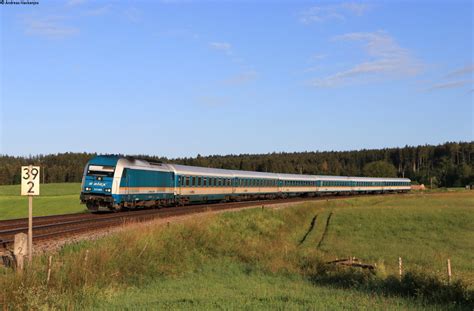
[{"left": 0, "top": 142, "right": 472, "bottom": 187}]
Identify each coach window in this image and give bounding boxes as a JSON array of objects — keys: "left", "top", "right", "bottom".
[{"left": 197, "top": 177, "right": 202, "bottom": 186}]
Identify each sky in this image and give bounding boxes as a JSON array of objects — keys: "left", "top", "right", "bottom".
[{"left": 0, "top": 0, "right": 473, "bottom": 158}]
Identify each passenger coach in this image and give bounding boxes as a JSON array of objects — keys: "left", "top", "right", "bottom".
[{"left": 80, "top": 156, "right": 411, "bottom": 211}]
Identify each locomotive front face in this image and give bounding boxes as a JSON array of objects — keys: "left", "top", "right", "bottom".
[
  {"left": 82, "top": 164, "right": 115, "bottom": 194},
  {"left": 80, "top": 160, "right": 118, "bottom": 211}
]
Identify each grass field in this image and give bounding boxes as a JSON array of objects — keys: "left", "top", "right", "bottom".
[
  {"left": 1, "top": 190, "right": 473, "bottom": 309},
  {"left": 307, "top": 193, "right": 474, "bottom": 285},
  {"left": 0, "top": 183, "right": 85, "bottom": 220}
]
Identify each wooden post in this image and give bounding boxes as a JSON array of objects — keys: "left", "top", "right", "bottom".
[
  {"left": 84, "top": 250, "right": 89, "bottom": 266},
  {"left": 399, "top": 257, "right": 403, "bottom": 280},
  {"left": 447, "top": 259, "right": 452, "bottom": 284},
  {"left": 84, "top": 250, "right": 89, "bottom": 285},
  {"left": 46, "top": 255, "right": 53, "bottom": 285},
  {"left": 28, "top": 193, "right": 33, "bottom": 263}
]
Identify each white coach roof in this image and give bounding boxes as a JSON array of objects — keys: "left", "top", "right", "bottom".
[{"left": 123, "top": 157, "right": 410, "bottom": 182}]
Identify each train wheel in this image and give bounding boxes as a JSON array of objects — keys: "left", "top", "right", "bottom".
[{"left": 86, "top": 202, "right": 99, "bottom": 212}]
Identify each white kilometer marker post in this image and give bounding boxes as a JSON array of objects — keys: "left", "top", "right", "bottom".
[{"left": 21, "top": 165, "right": 40, "bottom": 263}]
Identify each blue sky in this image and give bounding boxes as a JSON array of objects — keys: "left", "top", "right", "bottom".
[{"left": 0, "top": 0, "right": 472, "bottom": 157}]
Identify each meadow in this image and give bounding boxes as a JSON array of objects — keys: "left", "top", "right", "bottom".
[
  {"left": 0, "top": 190, "right": 472, "bottom": 309},
  {"left": 0, "top": 183, "right": 85, "bottom": 220}
]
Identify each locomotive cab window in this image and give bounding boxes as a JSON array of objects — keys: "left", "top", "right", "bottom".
[{"left": 87, "top": 165, "right": 115, "bottom": 177}]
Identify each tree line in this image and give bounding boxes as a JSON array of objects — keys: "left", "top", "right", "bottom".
[{"left": 0, "top": 142, "right": 472, "bottom": 187}]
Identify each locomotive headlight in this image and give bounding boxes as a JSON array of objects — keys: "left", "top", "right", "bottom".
[
  {"left": 85, "top": 187, "right": 92, "bottom": 191},
  {"left": 105, "top": 188, "right": 111, "bottom": 193}
]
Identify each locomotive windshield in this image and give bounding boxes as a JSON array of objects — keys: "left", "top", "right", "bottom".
[{"left": 87, "top": 165, "right": 115, "bottom": 177}]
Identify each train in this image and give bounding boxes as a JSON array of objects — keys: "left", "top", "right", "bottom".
[{"left": 80, "top": 155, "right": 411, "bottom": 211}]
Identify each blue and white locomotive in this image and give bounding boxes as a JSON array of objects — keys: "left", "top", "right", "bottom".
[{"left": 80, "top": 155, "right": 411, "bottom": 211}]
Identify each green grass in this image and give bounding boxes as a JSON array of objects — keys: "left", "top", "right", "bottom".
[
  {"left": 1, "top": 191, "right": 472, "bottom": 309},
  {"left": 92, "top": 260, "right": 448, "bottom": 310},
  {"left": 314, "top": 192, "right": 474, "bottom": 286},
  {"left": 0, "top": 183, "right": 85, "bottom": 220}
]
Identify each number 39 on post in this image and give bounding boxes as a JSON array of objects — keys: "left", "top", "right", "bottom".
[{"left": 21, "top": 166, "right": 40, "bottom": 196}]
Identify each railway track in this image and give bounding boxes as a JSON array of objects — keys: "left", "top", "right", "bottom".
[{"left": 0, "top": 193, "right": 402, "bottom": 250}]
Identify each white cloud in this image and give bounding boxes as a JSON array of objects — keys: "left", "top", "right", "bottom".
[
  {"left": 310, "top": 53, "right": 327, "bottom": 61},
  {"left": 221, "top": 70, "right": 257, "bottom": 85},
  {"left": 311, "top": 31, "right": 422, "bottom": 88},
  {"left": 424, "top": 64, "right": 474, "bottom": 92},
  {"left": 124, "top": 7, "right": 142, "bottom": 23},
  {"left": 300, "top": 2, "right": 369, "bottom": 24},
  {"left": 23, "top": 16, "right": 79, "bottom": 39},
  {"left": 445, "top": 64, "right": 474, "bottom": 79},
  {"left": 303, "top": 66, "right": 320, "bottom": 73},
  {"left": 426, "top": 80, "right": 473, "bottom": 91},
  {"left": 209, "top": 42, "right": 232, "bottom": 54}
]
